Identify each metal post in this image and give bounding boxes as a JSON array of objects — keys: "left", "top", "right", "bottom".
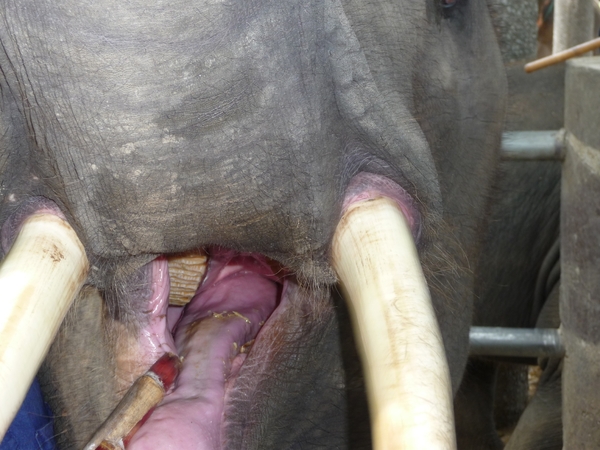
[
  {"left": 553, "top": 0, "right": 595, "bottom": 53},
  {"left": 561, "top": 56, "right": 600, "bottom": 449}
]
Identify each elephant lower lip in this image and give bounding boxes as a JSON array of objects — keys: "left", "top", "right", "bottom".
[{"left": 124, "top": 247, "right": 285, "bottom": 449}]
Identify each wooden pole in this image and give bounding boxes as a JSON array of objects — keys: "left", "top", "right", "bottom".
[{"left": 525, "top": 37, "right": 600, "bottom": 73}]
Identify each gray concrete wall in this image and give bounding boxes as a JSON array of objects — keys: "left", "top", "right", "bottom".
[{"left": 561, "top": 56, "right": 600, "bottom": 450}]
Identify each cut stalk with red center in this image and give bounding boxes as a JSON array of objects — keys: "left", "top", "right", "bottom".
[{"left": 84, "top": 353, "right": 182, "bottom": 450}]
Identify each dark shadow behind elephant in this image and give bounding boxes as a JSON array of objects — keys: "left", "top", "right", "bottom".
[{"left": 455, "top": 62, "right": 564, "bottom": 450}]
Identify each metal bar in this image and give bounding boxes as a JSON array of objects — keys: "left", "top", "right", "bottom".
[
  {"left": 469, "top": 327, "right": 564, "bottom": 358},
  {"left": 501, "top": 130, "right": 565, "bottom": 160}
]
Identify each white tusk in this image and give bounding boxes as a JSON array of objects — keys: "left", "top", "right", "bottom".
[
  {"left": 0, "top": 213, "right": 89, "bottom": 441},
  {"left": 331, "top": 197, "right": 456, "bottom": 450}
]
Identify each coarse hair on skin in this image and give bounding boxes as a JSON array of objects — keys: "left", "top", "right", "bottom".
[
  {"left": 420, "top": 211, "right": 470, "bottom": 317},
  {"left": 39, "top": 285, "right": 122, "bottom": 449}
]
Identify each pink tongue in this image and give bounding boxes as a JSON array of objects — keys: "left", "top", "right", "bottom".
[{"left": 127, "top": 253, "right": 279, "bottom": 450}]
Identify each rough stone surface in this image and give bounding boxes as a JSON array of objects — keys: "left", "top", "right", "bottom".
[{"left": 498, "top": 0, "right": 538, "bottom": 62}]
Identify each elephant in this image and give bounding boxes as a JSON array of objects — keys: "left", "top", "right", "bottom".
[{"left": 0, "top": 0, "right": 506, "bottom": 448}]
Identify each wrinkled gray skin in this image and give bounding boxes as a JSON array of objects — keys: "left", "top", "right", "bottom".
[
  {"left": 455, "top": 63, "right": 564, "bottom": 450},
  {"left": 0, "top": 0, "right": 506, "bottom": 448}
]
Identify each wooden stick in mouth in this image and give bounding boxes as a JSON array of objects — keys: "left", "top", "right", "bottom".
[{"left": 84, "top": 353, "right": 181, "bottom": 450}]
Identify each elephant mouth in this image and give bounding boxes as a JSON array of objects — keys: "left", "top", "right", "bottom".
[
  {"left": 118, "top": 247, "right": 288, "bottom": 449},
  {"left": 0, "top": 173, "right": 457, "bottom": 450}
]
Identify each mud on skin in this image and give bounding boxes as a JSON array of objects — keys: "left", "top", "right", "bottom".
[{"left": 0, "top": 0, "right": 506, "bottom": 448}]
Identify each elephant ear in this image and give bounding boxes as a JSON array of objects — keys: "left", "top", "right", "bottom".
[{"left": 324, "top": 0, "right": 442, "bottom": 216}]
